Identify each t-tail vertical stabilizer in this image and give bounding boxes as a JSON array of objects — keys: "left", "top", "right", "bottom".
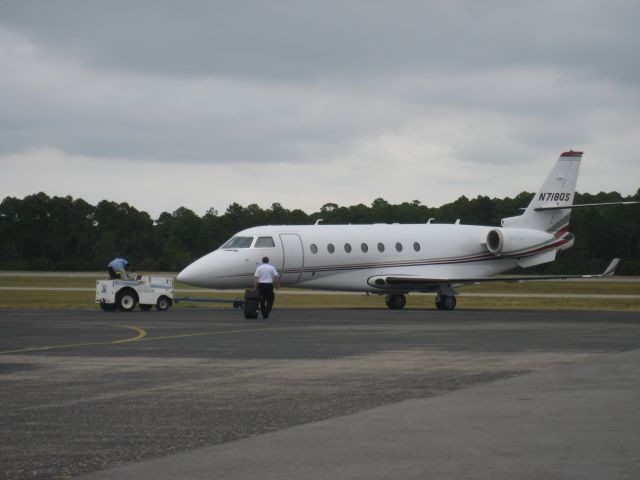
[{"left": 502, "top": 150, "right": 582, "bottom": 235}]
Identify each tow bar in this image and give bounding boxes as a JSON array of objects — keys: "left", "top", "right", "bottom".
[{"left": 174, "top": 297, "right": 244, "bottom": 309}]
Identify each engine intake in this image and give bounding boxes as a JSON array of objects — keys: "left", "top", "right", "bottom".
[
  {"left": 486, "top": 229, "right": 503, "bottom": 254},
  {"left": 485, "top": 228, "right": 555, "bottom": 256}
]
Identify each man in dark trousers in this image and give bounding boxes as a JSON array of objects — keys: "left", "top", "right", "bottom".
[
  {"left": 107, "top": 257, "right": 130, "bottom": 279},
  {"left": 253, "top": 257, "right": 280, "bottom": 319}
]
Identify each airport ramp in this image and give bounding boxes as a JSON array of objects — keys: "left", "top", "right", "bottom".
[{"left": 81, "top": 348, "right": 640, "bottom": 480}]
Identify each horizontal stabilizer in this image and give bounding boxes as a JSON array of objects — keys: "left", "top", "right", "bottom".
[{"left": 533, "top": 201, "right": 639, "bottom": 211}]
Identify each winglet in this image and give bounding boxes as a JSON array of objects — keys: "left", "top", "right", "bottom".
[{"left": 602, "top": 258, "right": 620, "bottom": 277}]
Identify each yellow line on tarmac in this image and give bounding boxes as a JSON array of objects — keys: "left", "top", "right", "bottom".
[
  {"left": 0, "top": 324, "right": 147, "bottom": 354},
  {"left": 136, "top": 326, "right": 282, "bottom": 342},
  {"left": 110, "top": 325, "right": 147, "bottom": 343},
  {"left": 0, "top": 325, "right": 281, "bottom": 354}
]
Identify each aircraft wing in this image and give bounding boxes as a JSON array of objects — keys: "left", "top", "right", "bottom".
[{"left": 369, "top": 258, "right": 620, "bottom": 291}]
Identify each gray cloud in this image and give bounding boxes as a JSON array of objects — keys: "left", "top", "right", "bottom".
[
  {"left": 2, "top": 1, "right": 638, "bottom": 82},
  {"left": 0, "top": 0, "right": 638, "bottom": 214}
]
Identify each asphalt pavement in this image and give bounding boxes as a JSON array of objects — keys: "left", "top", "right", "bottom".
[{"left": 1, "top": 308, "right": 639, "bottom": 479}]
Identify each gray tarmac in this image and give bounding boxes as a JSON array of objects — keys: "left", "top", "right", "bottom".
[{"left": 1, "top": 307, "right": 639, "bottom": 479}]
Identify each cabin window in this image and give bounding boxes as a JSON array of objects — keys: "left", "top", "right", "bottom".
[
  {"left": 327, "top": 243, "right": 335, "bottom": 254},
  {"left": 377, "top": 242, "right": 385, "bottom": 253},
  {"left": 221, "top": 236, "right": 254, "bottom": 249},
  {"left": 255, "top": 236, "right": 275, "bottom": 248},
  {"left": 413, "top": 242, "right": 421, "bottom": 252},
  {"left": 310, "top": 244, "right": 318, "bottom": 254},
  {"left": 361, "top": 243, "right": 368, "bottom": 253},
  {"left": 344, "top": 243, "right": 352, "bottom": 253},
  {"left": 395, "top": 242, "right": 403, "bottom": 252}
]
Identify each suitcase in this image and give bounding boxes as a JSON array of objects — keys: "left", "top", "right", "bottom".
[{"left": 244, "top": 289, "right": 260, "bottom": 319}]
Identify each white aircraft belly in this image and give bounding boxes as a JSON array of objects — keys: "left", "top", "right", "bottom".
[{"left": 295, "top": 257, "right": 518, "bottom": 292}]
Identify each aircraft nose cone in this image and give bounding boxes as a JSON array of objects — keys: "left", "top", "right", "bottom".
[
  {"left": 177, "top": 250, "right": 253, "bottom": 289},
  {"left": 177, "top": 258, "right": 211, "bottom": 287}
]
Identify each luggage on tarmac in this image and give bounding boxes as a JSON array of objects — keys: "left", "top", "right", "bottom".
[{"left": 243, "top": 289, "right": 260, "bottom": 319}]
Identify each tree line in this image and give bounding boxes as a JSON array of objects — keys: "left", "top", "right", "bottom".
[{"left": 1, "top": 190, "right": 638, "bottom": 274}]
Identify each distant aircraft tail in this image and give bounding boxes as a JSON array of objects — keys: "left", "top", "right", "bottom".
[{"left": 501, "top": 150, "right": 582, "bottom": 235}]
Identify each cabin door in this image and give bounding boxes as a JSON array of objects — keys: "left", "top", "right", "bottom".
[{"left": 279, "top": 234, "right": 304, "bottom": 284}]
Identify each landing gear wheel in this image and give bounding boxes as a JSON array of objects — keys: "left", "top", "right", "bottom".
[
  {"left": 435, "top": 294, "right": 456, "bottom": 311},
  {"left": 385, "top": 294, "right": 407, "bottom": 310},
  {"left": 116, "top": 290, "right": 138, "bottom": 312},
  {"left": 99, "top": 302, "right": 117, "bottom": 312},
  {"left": 156, "top": 296, "right": 172, "bottom": 311},
  {"left": 139, "top": 304, "right": 153, "bottom": 311}
]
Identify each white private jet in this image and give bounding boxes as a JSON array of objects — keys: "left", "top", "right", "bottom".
[{"left": 178, "top": 151, "right": 635, "bottom": 310}]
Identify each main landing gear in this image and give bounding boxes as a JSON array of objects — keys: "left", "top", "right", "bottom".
[
  {"left": 384, "top": 292, "right": 457, "bottom": 311},
  {"left": 385, "top": 294, "right": 407, "bottom": 310},
  {"left": 435, "top": 293, "right": 457, "bottom": 311}
]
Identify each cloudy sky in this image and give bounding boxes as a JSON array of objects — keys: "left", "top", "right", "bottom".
[{"left": 1, "top": 0, "right": 639, "bottom": 218}]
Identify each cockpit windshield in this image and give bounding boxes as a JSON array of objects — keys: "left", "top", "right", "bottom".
[
  {"left": 221, "top": 236, "right": 254, "bottom": 249},
  {"left": 255, "top": 236, "right": 275, "bottom": 248}
]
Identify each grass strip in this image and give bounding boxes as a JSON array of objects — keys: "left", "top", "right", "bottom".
[{"left": 1, "top": 289, "right": 639, "bottom": 311}]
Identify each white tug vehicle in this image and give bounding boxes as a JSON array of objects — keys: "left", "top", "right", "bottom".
[{"left": 96, "top": 275, "right": 174, "bottom": 312}]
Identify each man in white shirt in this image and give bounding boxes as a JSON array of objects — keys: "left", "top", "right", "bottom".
[
  {"left": 107, "top": 257, "right": 130, "bottom": 279},
  {"left": 253, "top": 257, "right": 280, "bottom": 319}
]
